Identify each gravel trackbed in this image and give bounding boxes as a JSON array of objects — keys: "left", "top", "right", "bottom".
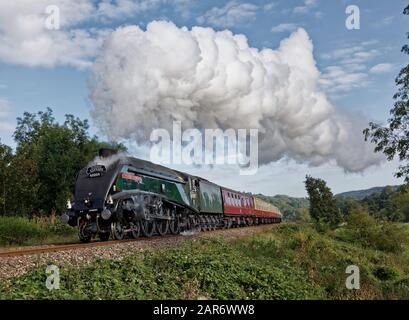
[{"left": 0, "top": 225, "right": 275, "bottom": 280}]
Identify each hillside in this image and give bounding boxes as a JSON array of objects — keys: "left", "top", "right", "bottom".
[{"left": 335, "top": 185, "right": 401, "bottom": 201}]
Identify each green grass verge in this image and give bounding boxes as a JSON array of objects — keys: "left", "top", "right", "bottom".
[
  {"left": 0, "top": 216, "right": 77, "bottom": 247},
  {"left": 1, "top": 223, "right": 409, "bottom": 300}
]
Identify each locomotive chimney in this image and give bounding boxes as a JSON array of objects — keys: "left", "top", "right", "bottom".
[{"left": 99, "top": 148, "right": 118, "bottom": 158}]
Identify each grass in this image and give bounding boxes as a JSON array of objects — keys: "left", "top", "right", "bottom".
[
  {"left": 0, "top": 216, "right": 77, "bottom": 247},
  {"left": 1, "top": 222, "right": 409, "bottom": 300}
]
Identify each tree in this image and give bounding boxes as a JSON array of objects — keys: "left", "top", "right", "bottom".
[
  {"left": 294, "top": 207, "right": 311, "bottom": 222},
  {"left": 304, "top": 175, "right": 342, "bottom": 227},
  {"left": 364, "top": 5, "right": 409, "bottom": 182},
  {"left": 0, "top": 140, "right": 13, "bottom": 215},
  {"left": 9, "top": 108, "right": 127, "bottom": 216}
]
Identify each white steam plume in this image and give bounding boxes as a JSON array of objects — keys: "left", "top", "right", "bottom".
[{"left": 89, "top": 20, "right": 382, "bottom": 172}]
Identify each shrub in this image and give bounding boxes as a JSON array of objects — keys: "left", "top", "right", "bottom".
[
  {"left": 342, "top": 207, "right": 409, "bottom": 253},
  {"left": 0, "top": 216, "right": 76, "bottom": 245},
  {"left": 0, "top": 216, "right": 48, "bottom": 245},
  {"left": 372, "top": 266, "right": 400, "bottom": 281}
]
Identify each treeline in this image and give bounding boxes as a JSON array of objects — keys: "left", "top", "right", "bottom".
[
  {"left": 0, "top": 108, "right": 125, "bottom": 217},
  {"left": 257, "top": 184, "right": 409, "bottom": 224},
  {"left": 303, "top": 176, "right": 409, "bottom": 253},
  {"left": 336, "top": 186, "right": 409, "bottom": 222}
]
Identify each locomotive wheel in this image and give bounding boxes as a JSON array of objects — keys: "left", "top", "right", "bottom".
[
  {"left": 156, "top": 220, "right": 169, "bottom": 236},
  {"left": 182, "top": 216, "right": 191, "bottom": 232},
  {"left": 169, "top": 217, "right": 180, "bottom": 234},
  {"left": 99, "top": 232, "right": 110, "bottom": 241},
  {"left": 190, "top": 216, "right": 200, "bottom": 232},
  {"left": 141, "top": 219, "right": 155, "bottom": 237},
  {"left": 211, "top": 217, "right": 217, "bottom": 230},
  {"left": 111, "top": 222, "right": 125, "bottom": 240},
  {"left": 129, "top": 222, "right": 140, "bottom": 239},
  {"left": 200, "top": 216, "right": 206, "bottom": 231},
  {"left": 79, "top": 220, "right": 92, "bottom": 243},
  {"left": 204, "top": 216, "right": 211, "bottom": 231}
]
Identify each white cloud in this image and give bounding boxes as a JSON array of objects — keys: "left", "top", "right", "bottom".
[
  {"left": 293, "top": 0, "right": 316, "bottom": 14},
  {"left": 373, "top": 16, "right": 396, "bottom": 28},
  {"left": 381, "top": 16, "right": 395, "bottom": 25},
  {"left": 96, "top": 0, "right": 162, "bottom": 21},
  {"left": 89, "top": 21, "right": 383, "bottom": 173},
  {"left": 320, "top": 65, "right": 369, "bottom": 94},
  {"left": 0, "top": 1, "right": 105, "bottom": 68},
  {"left": 0, "top": 1, "right": 168, "bottom": 68},
  {"left": 315, "top": 11, "right": 324, "bottom": 19},
  {"left": 171, "top": 0, "right": 197, "bottom": 19},
  {"left": 322, "top": 45, "right": 381, "bottom": 65},
  {"left": 370, "top": 63, "right": 395, "bottom": 74},
  {"left": 263, "top": 2, "right": 277, "bottom": 11},
  {"left": 197, "top": 1, "right": 258, "bottom": 28},
  {"left": 319, "top": 41, "right": 394, "bottom": 96},
  {"left": 271, "top": 23, "right": 298, "bottom": 33}
]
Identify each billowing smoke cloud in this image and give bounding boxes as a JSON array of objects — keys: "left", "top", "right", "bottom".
[{"left": 89, "top": 20, "right": 382, "bottom": 172}]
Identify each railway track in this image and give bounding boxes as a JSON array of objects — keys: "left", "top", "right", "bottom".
[
  {"left": 0, "top": 223, "right": 281, "bottom": 258},
  {"left": 0, "top": 235, "right": 176, "bottom": 258}
]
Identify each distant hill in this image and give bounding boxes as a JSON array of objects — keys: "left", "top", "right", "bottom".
[
  {"left": 247, "top": 185, "right": 402, "bottom": 221},
  {"left": 335, "top": 185, "right": 401, "bottom": 201}
]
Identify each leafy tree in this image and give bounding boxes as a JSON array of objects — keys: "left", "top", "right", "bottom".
[
  {"left": 9, "top": 108, "right": 126, "bottom": 216},
  {"left": 364, "top": 5, "right": 409, "bottom": 182},
  {"left": 0, "top": 140, "right": 13, "bottom": 215},
  {"left": 304, "top": 175, "right": 342, "bottom": 227},
  {"left": 389, "top": 187, "right": 409, "bottom": 221},
  {"left": 5, "top": 154, "right": 39, "bottom": 217},
  {"left": 294, "top": 207, "right": 311, "bottom": 222},
  {"left": 335, "top": 196, "right": 360, "bottom": 218}
]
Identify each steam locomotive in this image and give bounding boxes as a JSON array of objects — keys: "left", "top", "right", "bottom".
[{"left": 62, "top": 150, "right": 282, "bottom": 242}]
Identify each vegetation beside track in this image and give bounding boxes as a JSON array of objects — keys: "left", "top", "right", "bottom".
[
  {"left": 0, "top": 216, "right": 77, "bottom": 247},
  {"left": 1, "top": 222, "right": 408, "bottom": 300}
]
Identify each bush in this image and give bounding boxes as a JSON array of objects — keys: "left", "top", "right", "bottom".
[
  {"left": 341, "top": 207, "right": 409, "bottom": 253},
  {"left": 0, "top": 216, "right": 76, "bottom": 246},
  {"left": 372, "top": 266, "right": 400, "bottom": 281},
  {"left": 375, "top": 222, "right": 409, "bottom": 253},
  {"left": 0, "top": 216, "right": 48, "bottom": 245}
]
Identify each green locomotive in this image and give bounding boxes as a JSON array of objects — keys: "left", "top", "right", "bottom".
[{"left": 62, "top": 150, "right": 281, "bottom": 242}]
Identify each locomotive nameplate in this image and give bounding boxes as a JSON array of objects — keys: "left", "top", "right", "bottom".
[
  {"left": 86, "top": 165, "right": 107, "bottom": 178},
  {"left": 122, "top": 173, "right": 143, "bottom": 183}
]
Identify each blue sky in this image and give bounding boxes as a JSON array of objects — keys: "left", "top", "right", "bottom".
[{"left": 0, "top": 0, "right": 408, "bottom": 196}]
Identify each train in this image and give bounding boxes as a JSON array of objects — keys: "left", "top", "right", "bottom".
[{"left": 62, "top": 149, "right": 282, "bottom": 242}]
